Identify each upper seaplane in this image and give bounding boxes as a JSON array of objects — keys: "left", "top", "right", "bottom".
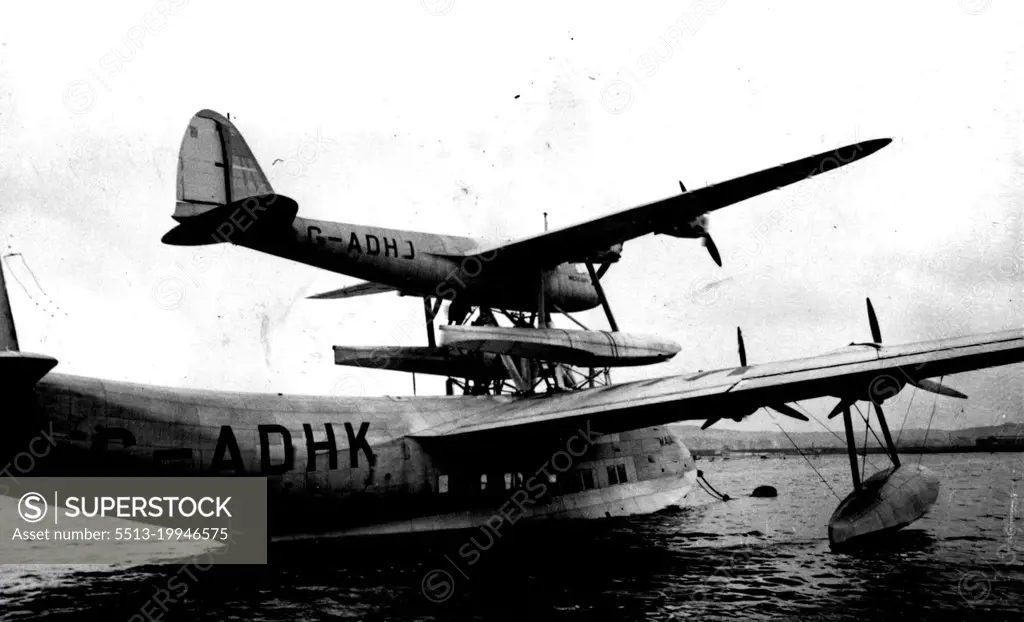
[
  {"left": 162, "top": 110, "right": 890, "bottom": 328},
  {"left": 161, "top": 110, "right": 892, "bottom": 396}
]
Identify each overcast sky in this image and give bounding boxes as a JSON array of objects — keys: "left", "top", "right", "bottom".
[{"left": 1, "top": 1, "right": 1021, "bottom": 434}]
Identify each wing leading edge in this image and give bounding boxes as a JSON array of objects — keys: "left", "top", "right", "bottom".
[
  {"left": 456, "top": 138, "right": 891, "bottom": 269},
  {"left": 413, "top": 329, "right": 1024, "bottom": 441}
]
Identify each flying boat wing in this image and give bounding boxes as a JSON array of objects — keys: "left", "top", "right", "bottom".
[
  {"left": 412, "top": 329, "right": 1024, "bottom": 441},
  {"left": 452, "top": 138, "right": 890, "bottom": 269}
]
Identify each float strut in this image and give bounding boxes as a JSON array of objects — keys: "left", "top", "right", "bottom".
[
  {"left": 586, "top": 262, "right": 618, "bottom": 332},
  {"left": 842, "top": 406, "right": 861, "bottom": 492},
  {"left": 537, "top": 271, "right": 547, "bottom": 329},
  {"left": 872, "top": 403, "right": 901, "bottom": 468},
  {"left": 422, "top": 297, "right": 437, "bottom": 348}
]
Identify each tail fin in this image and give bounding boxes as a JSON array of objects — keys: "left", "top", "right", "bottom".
[
  {"left": 0, "top": 256, "right": 19, "bottom": 351},
  {"left": 174, "top": 110, "right": 274, "bottom": 221},
  {"left": 0, "top": 256, "right": 58, "bottom": 384},
  {"left": 164, "top": 110, "right": 298, "bottom": 246}
]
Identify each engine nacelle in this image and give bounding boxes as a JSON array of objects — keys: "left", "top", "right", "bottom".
[
  {"left": 656, "top": 213, "right": 709, "bottom": 239},
  {"left": 582, "top": 242, "right": 623, "bottom": 264}
]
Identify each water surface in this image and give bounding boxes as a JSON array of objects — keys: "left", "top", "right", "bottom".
[{"left": 1, "top": 453, "right": 1021, "bottom": 621}]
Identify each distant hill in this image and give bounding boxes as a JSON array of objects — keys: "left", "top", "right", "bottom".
[{"left": 668, "top": 422, "right": 1024, "bottom": 453}]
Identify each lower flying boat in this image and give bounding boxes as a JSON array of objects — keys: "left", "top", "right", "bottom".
[{"left": 5, "top": 252, "right": 1021, "bottom": 547}]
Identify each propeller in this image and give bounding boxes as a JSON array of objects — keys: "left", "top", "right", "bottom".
[
  {"left": 702, "top": 327, "right": 808, "bottom": 429},
  {"left": 703, "top": 235, "right": 723, "bottom": 268},
  {"left": 678, "top": 181, "right": 722, "bottom": 268},
  {"left": 867, "top": 297, "right": 882, "bottom": 343},
  {"left": 827, "top": 396, "right": 857, "bottom": 420},
  {"left": 701, "top": 418, "right": 726, "bottom": 430},
  {"left": 827, "top": 297, "right": 967, "bottom": 419},
  {"left": 737, "top": 327, "right": 747, "bottom": 367},
  {"left": 913, "top": 378, "right": 967, "bottom": 399}
]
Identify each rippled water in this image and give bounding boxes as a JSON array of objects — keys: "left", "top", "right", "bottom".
[{"left": 1, "top": 453, "right": 1021, "bottom": 621}]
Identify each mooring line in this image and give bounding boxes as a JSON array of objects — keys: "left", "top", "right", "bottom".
[
  {"left": 895, "top": 383, "right": 918, "bottom": 447},
  {"left": 852, "top": 402, "right": 886, "bottom": 473},
  {"left": 696, "top": 470, "right": 731, "bottom": 502},
  {"left": 792, "top": 400, "right": 881, "bottom": 474},
  {"left": 919, "top": 376, "right": 943, "bottom": 464},
  {"left": 774, "top": 421, "right": 841, "bottom": 501},
  {"left": 791, "top": 401, "right": 846, "bottom": 446}
]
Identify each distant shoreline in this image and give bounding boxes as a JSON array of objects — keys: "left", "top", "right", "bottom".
[
  {"left": 674, "top": 422, "right": 1024, "bottom": 458},
  {"left": 692, "top": 445, "right": 1024, "bottom": 458}
]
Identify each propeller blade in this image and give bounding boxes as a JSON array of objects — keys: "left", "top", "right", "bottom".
[
  {"left": 701, "top": 417, "right": 719, "bottom": 430},
  {"left": 828, "top": 396, "right": 857, "bottom": 419},
  {"left": 703, "top": 234, "right": 723, "bottom": 267},
  {"left": 769, "top": 403, "right": 809, "bottom": 422},
  {"left": 679, "top": 180, "right": 687, "bottom": 193},
  {"left": 737, "top": 327, "right": 747, "bottom": 367},
  {"left": 866, "top": 297, "right": 882, "bottom": 343},
  {"left": 912, "top": 378, "right": 968, "bottom": 399}
]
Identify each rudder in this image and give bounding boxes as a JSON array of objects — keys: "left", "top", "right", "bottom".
[
  {"left": 0, "top": 257, "right": 59, "bottom": 385},
  {"left": 0, "top": 257, "right": 19, "bottom": 351},
  {"left": 174, "top": 110, "right": 274, "bottom": 221},
  {"left": 165, "top": 110, "right": 298, "bottom": 246}
]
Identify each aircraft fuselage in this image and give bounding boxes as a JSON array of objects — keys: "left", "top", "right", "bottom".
[
  {"left": 3, "top": 373, "right": 697, "bottom": 539},
  {"left": 239, "top": 216, "right": 603, "bottom": 313}
]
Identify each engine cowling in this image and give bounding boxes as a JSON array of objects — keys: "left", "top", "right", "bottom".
[
  {"left": 582, "top": 242, "right": 623, "bottom": 264},
  {"left": 654, "top": 211, "right": 721, "bottom": 266},
  {"left": 656, "top": 213, "right": 709, "bottom": 239}
]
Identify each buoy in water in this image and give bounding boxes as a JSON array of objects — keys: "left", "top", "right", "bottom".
[{"left": 751, "top": 485, "right": 777, "bottom": 498}]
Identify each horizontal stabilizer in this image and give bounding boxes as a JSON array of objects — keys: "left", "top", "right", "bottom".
[
  {"left": 0, "top": 351, "right": 59, "bottom": 387},
  {"left": 309, "top": 281, "right": 401, "bottom": 300},
  {"left": 162, "top": 194, "right": 299, "bottom": 246},
  {"left": 439, "top": 325, "right": 680, "bottom": 367},
  {"left": 333, "top": 346, "right": 507, "bottom": 380}
]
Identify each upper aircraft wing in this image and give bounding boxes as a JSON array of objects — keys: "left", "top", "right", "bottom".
[
  {"left": 413, "top": 328, "right": 1024, "bottom": 441},
  {"left": 454, "top": 139, "right": 891, "bottom": 269},
  {"left": 307, "top": 281, "right": 400, "bottom": 300}
]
